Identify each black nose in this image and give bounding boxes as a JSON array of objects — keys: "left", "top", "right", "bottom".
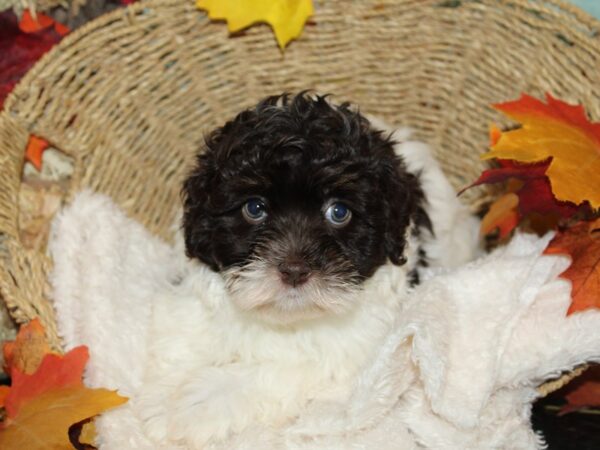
[{"left": 278, "top": 259, "right": 312, "bottom": 287}]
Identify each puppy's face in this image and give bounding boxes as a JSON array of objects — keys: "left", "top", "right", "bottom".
[{"left": 183, "top": 94, "right": 428, "bottom": 324}]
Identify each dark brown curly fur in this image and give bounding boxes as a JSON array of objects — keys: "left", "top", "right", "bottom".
[{"left": 182, "top": 93, "right": 431, "bottom": 287}]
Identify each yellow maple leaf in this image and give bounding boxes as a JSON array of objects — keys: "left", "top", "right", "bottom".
[
  {"left": 197, "top": 0, "right": 314, "bottom": 49},
  {"left": 0, "top": 387, "right": 127, "bottom": 450},
  {"left": 482, "top": 94, "right": 600, "bottom": 209}
]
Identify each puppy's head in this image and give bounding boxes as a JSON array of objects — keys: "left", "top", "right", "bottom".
[{"left": 183, "top": 93, "right": 429, "bottom": 324}]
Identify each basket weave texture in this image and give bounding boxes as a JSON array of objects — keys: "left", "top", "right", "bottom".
[{"left": 1, "top": 0, "right": 600, "bottom": 353}]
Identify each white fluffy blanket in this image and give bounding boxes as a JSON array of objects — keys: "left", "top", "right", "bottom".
[{"left": 48, "top": 190, "right": 600, "bottom": 450}]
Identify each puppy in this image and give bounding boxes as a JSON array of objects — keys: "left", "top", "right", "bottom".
[{"left": 136, "top": 93, "right": 475, "bottom": 448}]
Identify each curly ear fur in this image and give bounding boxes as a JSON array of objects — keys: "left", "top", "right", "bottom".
[
  {"left": 380, "top": 159, "right": 431, "bottom": 266},
  {"left": 344, "top": 112, "right": 431, "bottom": 268},
  {"left": 182, "top": 150, "right": 221, "bottom": 271}
]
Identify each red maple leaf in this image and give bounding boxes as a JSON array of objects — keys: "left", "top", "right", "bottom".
[
  {"left": 466, "top": 159, "right": 582, "bottom": 219},
  {"left": 545, "top": 218, "right": 600, "bottom": 315}
]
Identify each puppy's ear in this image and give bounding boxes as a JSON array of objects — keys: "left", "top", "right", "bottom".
[
  {"left": 181, "top": 150, "right": 221, "bottom": 271},
  {"left": 381, "top": 159, "right": 431, "bottom": 266}
]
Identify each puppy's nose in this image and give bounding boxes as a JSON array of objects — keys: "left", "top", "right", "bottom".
[{"left": 278, "top": 260, "right": 312, "bottom": 287}]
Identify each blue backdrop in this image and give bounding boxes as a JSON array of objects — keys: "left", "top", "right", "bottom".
[{"left": 570, "top": 0, "right": 600, "bottom": 18}]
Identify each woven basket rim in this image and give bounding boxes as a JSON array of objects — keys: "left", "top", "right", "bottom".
[{"left": 4, "top": 0, "right": 600, "bottom": 113}]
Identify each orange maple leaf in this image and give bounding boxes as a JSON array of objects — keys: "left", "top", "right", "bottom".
[
  {"left": 483, "top": 94, "right": 600, "bottom": 209},
  {"left": 19, "top": 10, "right": 69, "bottom": 36},
  {"left": 545, "top": 218, "right": 600, "bottom": 314},
  {"left": 3, "top": 346, "right": 89, "bottom": 418},
  {"left": 3, "top": 318, "right": 52, "bottom": 376},
  {"left": 24, "top": 135, "right": 49, "bottom": 171},
  {"left": 0, "top": 320, "right": 128, "bottom": 449},
  {"left": 18, "top": 10, "right": 54, "bottom": 33},
  {"left": 480, "top": 192, "right": 519, "bottom": 238}
]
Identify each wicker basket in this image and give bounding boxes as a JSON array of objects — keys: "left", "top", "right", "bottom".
[{"left": 1, "top": 0, "right": 599, "bottom": 377}]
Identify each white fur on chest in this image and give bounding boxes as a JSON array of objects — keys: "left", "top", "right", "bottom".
[{"left": 137, "top": 261, "right": 409, "bottom": 447}]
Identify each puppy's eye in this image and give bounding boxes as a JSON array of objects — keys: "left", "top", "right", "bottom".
[
  {"left": 324, "top": 202, "right": 352, "bottom": 228},
  {"left": 242, "top": 198, "right": 268, "bottom": 224}
]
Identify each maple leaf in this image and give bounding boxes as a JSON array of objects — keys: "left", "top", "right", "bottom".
[
  {"left": 0, "top": 387, "right": 126, "bottom": 450},
  {"left": 197, "top": 0, "right": 314, "bottom": 49},
  {"left": 467, "top": 159, "right": 581, "bottom": 219},
  {"left": 18, "top": 10, "right": 69, "bottom": 35},
  {"left": 0, "top": 320, "right": 128, "bottom": 449},
  {"left": 24, "top": 135, "right": 50, "bottom": 171},
  {"left": 545, "top": 218, "right": 600, "bottom": 314},
  {"left": 461, "top": 158, "right": 583, "bottom": 237},
  {"left": 3, "top": 347, "right": 89, "bottom": 418},
  {"left": 482, "top": 94, "right": 600, "bottom": 209},
  {"left": 0, "top": 386, "right": 9, "bottom": 408},
  {"left": 479, "top": 192, "right": 519, "bottom": 238},
  {"left": 3, "top": 318, "right": 52, "bottom": 376},
  {"left": 19, "top": 10, "right": 53, "bottom": 33}
]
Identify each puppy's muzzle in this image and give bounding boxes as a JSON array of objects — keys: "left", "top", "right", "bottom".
[{"left": 278, "top": 258, "right": 312, "bottom": 287}]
